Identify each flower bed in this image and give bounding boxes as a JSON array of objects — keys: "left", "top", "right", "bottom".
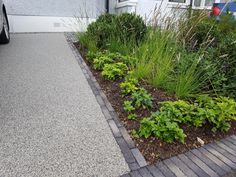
[{"left": 75, "top": 11, "right": 236, "bottom": 164}]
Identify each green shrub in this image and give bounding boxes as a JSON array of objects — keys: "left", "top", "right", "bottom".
[
  {"left": 123, "top": 101, "right": 135, "bottom": 113},
  {"left": 84, "top": 13, "right": 146, "bottom": 52},
  {"left": 93, "top": 56, "right": 113, "bottom": 70},
  {"left": 131, "top": 88, "right": 153, "bottom": 109},
  {"left": 139, "top": 114, "right": 187, "bottom": 143},
  {"left": 128, "top": 113, "right": 138, "bottom": 120},
  {"left": 86, "top": 51, "right": 100, "bottom": 62},
  {"left": 102, "top": 62, "right": 128, "bottom": 80},
  {"left": 86, "top": 13, "right": 116, "bottom": 49},
  {"left": 120, "top": 78, "right": 139, "bottom": 96},
  {"left": 113, "top": 13, "right": 147, "bottom": 44}
]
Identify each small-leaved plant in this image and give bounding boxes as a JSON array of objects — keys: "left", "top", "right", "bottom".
[
  {"left": 131, "top": 88, "right": 153, "bottom": 109},
  {"left": 93, "top": 56, "right": 113, "bottom": 70},
  {"left": 128, "top": 113, "right": 138, "bottom": 120},
  {"left": 123, "top": 101, "right": 135, "bottom": 113},
  {"left": 139, "top": 113, "right": 187, "bottom": 143},
  {"left": 120, "top": 78, "right": 139, "bottom": 96},
  {"left": 102, "top": 62, "right": 128, "bottom": 80}
]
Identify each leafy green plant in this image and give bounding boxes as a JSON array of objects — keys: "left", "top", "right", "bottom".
[
  {"left": 160, "top": 96, "right": 236, "bottom": 132},
  {"left": 123, "top": 101, "right": 135, "bottom": 113},
  {"left": 93, "top": 56, "right": 113, "bottom": 70},
  {"left": 196, "top": 96, "right": 236, "bottom": 132},
  {"left": 160, "top": 100, "right": 206, "bottom": 127},
  {"left": 86, "top": 13, "right": 116, "bottom": 49},
  {"left": 120, "top": 78, "right": 139, "bottom": 96},
  {"left": 102, "top": 62, "right": 128, "bottom": 80},
  {"left": 131, "top": 88, "right": 153, "bottom": 109},
  {"left": 112, "top": 13, "right": 147, "bottom": 44},
  {"left": 128, "top": 113, "right": 138, "bottom": 120},
  {"left": 139, "top": 113, "right": 187, "bottom": 143}
]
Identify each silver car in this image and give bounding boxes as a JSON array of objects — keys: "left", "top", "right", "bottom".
[{"left": 0, "top": 0, "right": 9, "bottom": 44}]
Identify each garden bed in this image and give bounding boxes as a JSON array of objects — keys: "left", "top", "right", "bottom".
[{"left": 75, "top": 42, "right": 236, "bottom": 165}]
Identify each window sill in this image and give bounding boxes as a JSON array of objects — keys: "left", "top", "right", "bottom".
[{"left": 116, "top": 0, "right": 138, "bottom": 9}]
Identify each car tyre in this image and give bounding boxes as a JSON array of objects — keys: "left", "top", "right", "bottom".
[{"left": 0, "top": 13, "right": 10, "bottom": 44}]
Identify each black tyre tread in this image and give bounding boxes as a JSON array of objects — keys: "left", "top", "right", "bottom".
[{"left": 0, "top": 13, "right": 10, "bottom": 44}]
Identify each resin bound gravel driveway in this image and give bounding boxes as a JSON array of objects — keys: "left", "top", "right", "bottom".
[{"left": 0, "top": 33, "right": 129, "bottom": 177}]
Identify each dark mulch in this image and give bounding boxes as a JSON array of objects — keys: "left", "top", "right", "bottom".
[{"left": 75, "top": 42, "right": 236, "bottom": 165}]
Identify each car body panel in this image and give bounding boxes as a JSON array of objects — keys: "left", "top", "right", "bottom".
[{"left": 0, "top": 0, "right": 4, "bottom": 32}]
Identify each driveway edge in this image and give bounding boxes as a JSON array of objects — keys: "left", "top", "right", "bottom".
[{"left": 64, "top": 33, "right": 147, "bottom": 172}]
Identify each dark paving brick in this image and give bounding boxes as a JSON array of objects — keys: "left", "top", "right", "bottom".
[
  {"left": 209, "top": 143, "right": 236, "bottom": 164},
  {"left": 215, "top": 141, "right": 236, "bottom": 157},
  {"left": 131, "top": 148, "right": 147, "bottom": 168},
  {"left": 104, "top": 99, "right": 115, "bottom": 112},
  {"left": 120, "top": 174, "right": 131, "bottom": 177},
  {"left": 91, "top": 86, "right": 99, "bottom": 95},
  {"left": 222, "top": 170, "right": 236, "bottom": 177},
  {"left": 108, "top": 120, "right": 122, "bottom": 138},
  {"left": 156, "top": 161, "right": 176, "bottom": 177},
  {"left": 101, "top": 106, "right": 112, "bottom": 120},
  {"left": 178, "top": 153, "right": 210, "bottom": 177},
  {"left": 130, "top": 170, "right": 143, "bottom": 177},
  {"left": 204, "top": 145, "right": 236, "bottom": 170},
  {"left": 198, "top": 147, "right": 232, "bottom": 173},
  {"left": 138, "top": 167, "right": 153, "bottom": 177},
  {"left": 128, "top": 162, "right": 140, "bottom": 171},
  {"left": 95, "top": 95, "right": 105, "bottom": 106},
  {"left": 231, "top": 135, "right": 236, "bottom": 141},
  {"left": 116, "top": 137, "right": 136, "bottom": 163},
  {"left": 163, "top": 159, "right": 187, "bottom": 177},
  {"left": 111, "top": 111, "right": 123, "bottom": 127},
  {"left": 220, "top": 139, "right": 236, "bottom": 151},
  {"left": 226, "top": 137, "right": 236, "bottom": 146},
  {"left": 94, "top": 81, "right": 102, "bottom": 90},
  {"left": 147, "top": 165, "right": 165, "bottom": 177},
  {"left": 185, "top": 151, "right": 219, "bottom": 177},
  {"left": 90, "top": 76, "right": 96, "bottom": 82},
  {"left": 99, "top": 91, "right": 108, "bottom": 102},
  {"left": 119, "top": 126, "right": 136, "bottom": 149},
  {"left": 170, "top": 156, "right": 198, "bottom": 177},
  {"left": 191, "top": 148, "right": 227, "bottom": 176}
]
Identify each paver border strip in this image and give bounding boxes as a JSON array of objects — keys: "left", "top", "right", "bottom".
[
  {"left": 64, "top": 33, "right": 147, "bottom": 172},
  {"left": 65, "top": 33, "right": 236, "bottom": 177}
]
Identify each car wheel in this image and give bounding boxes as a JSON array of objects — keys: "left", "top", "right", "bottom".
[{"left": 0, "top": 13, "right": 10, "bottom": 44}]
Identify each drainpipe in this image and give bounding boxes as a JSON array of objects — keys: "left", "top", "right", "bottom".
[{"left": 106, "top": 0, "right": 109, "bottom": 13}]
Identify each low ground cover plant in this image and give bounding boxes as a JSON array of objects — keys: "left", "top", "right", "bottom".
[
  {"left": 102, "top": 62, "right": 128, "bottom": 80},
  {"left": 139, "top": 96, "right": 236, "bottom": 143},
  {"left": 77, "top": 9, "right": 236, "bottom": 147}
]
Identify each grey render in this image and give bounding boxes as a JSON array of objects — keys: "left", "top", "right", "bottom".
[{"left": 4, "top": 0, "right": 106, "bottom": 18}]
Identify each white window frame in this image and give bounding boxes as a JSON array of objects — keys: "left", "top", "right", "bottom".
[
  {"left": 116, "top": 0, "right": 138, "bottom": 8},
  {"left": 192, "top": 0, "right": 217, "bottom": 9}
]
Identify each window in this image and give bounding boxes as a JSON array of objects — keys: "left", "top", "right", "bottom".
[{"left": 193, "top": 0, "right": 215, "bottom": 8}]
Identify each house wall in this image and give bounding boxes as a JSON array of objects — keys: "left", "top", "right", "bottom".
[
  {"left": 4, "top": 0, "right": 106, "bottom": 32},
  {"left": 4, "top": 0, "right": 106, "bottom": 18}
]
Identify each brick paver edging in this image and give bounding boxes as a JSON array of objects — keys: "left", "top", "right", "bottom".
[
  {"left": 65, "top": 33, "right": 147, "bottom": 172},
  {"left": 65, "top": 33, "right": 236, "bottom": 177}
]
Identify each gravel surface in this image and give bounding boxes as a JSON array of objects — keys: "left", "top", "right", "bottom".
[{"left": 0, "top": 33, "right": 129, "bottom": 177}]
